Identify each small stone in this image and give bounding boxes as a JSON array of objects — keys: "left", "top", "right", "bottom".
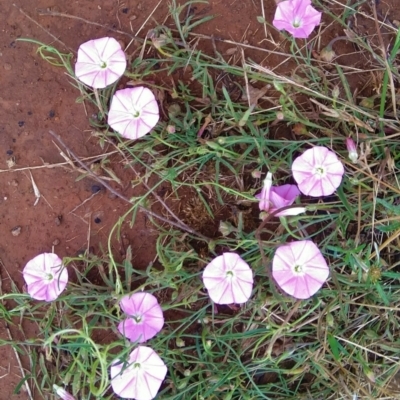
[
  {"left": 6, "top": 150, "right": 13, "bottom": 155},
  {"left": 91, "top": 184, "right": 102, "bottom": 193},
  {"left": 94, "top": 217, "right": 101, "bottom": 224},
  {"left": 18, "top": 121, "right": 25, "bottom": 127},
  {"left": 121, "top": 7, "right": 129, "bottom": 13},
  {"left": 6, "top": 158, "right": 16, "bottom": 168},
  {"left": 11, "top": 226, "right": 21, "bottom": 236},
  {"left": 55, "top": 215, "right": 62, "bottom": 226},
  {"left": 9, "top": 179, "right": 18, "bottom": 186},
  {"left": 52, "top": 238, "right": 60, "bottom": 246},
  {"left": 129, "top": 15, "right": 138, "bottom": 20},
  {"left": 49, "top": 110, "right": 55, "bottom": 118},
  {"left": 4, "top": 63, "right": 11, "bottom": 70}
]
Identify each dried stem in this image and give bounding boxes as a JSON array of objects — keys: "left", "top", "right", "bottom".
[{"left": 48, "top": 130, "right": 210, "bottom": 241}]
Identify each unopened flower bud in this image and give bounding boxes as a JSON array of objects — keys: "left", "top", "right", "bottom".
[
  {"left": 292, "top": 123, "right": 307, "bottom": 136},
  {"left": 251, "top": 170, "right": 262, "bottom": 179},
  {"left": 53, "top": 385, "right": 76, "bottom": 400},
  {"left": 166, "top": 125, "right": 175, "bottom": 134},
  {"left": 332, "top": 85, "right": 340, "bottom": 99},
  {"left": 176, "top": 338, "right": 185, "bottom": 347},
  {"left": 359, "top": 97, "right": 375, "bottom": 109},
  {"left": 219, "top": 221, "right": 234, "bottom": 237},
  {"left": 320, "top": 47, "right": 336, "bottom": 62},
  {"left": 346, "top": 137, "right": 358, "bottom": 163}
]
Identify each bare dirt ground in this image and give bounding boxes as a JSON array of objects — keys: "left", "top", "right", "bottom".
[{"left": 0, "top": 0, "right": 399, "bottom": 398}]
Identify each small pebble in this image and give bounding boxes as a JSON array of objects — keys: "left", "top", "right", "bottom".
[
  {"left": 122, "top": 7, "right": 129, "bottom": 13},
  {"left": 55, "top": 215, "right": 62, "bottom": 226},
  {"left": 52, "top": 238, "right": 60, "bottom": 246},
  {"left": 9, "top": 179, "right": 18, "bottom": 186},
  {"left": 27, "top": 111, "right": 32, "bottom": 116},
  {"left": 11, "top": 226, "right": 21, "bottom": 236},
  {"left": 91, "top": 184, "right": 102, "bottom": 193},
  {"left": 49, "top": 110, "right": 55, "bottom": 118},
  {"left": 94, "top": 217, "right": 101, "bottom": 224},
  {"left": 6, "top": 150, "right": 13, "bottom": 155},
  {"left": 18, "top": 121, "right": 25, "bottom": 127}
]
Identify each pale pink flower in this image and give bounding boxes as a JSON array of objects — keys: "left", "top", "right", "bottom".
[
  {"left": 53, "top": 385, "right": 76, "bottom": 400},
  {"left": 108, "top": 87, "right": 160, "bottom": 140},
  {"left": 292, "top": 146, "right": 344, "bottom": 197},
  {"left": 23, "top": 253, "right": 68, "bottom": 302},
  {"left": 346, "top": 137, "right": 358, "bottom": 163},
  {"left": 256, "top": 172, "right": 305, "bottom": 216},
  {"left": 273, "top": 0, "right": 322, "bottom": 39},
  {"left": 110, "top": 346, "right": 167, "bottom": 400},
  {"left": 202, "top": 253, "right": 253, "bottom": 304},
  {"left": 272, "top": 240, "right": 329, "bottom": 299},
  {"left": 118, "top": 292, "right": 164, "bottom": 343},
  {"left": 75, "top": 37, "right": 126, "bottom": 89}
]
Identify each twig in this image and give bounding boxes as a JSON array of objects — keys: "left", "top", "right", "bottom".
[
  {"left": 0, "top": 152, "right": 118, "bottom": 173},
  {"left": 68, "top": 192, "right": 99, "bottom": 214},
  {"left": 27, "top": 170, "right": 40, "bottom": 206},
  {"left": 5, "top": 324, "right": 34, "bottom": 400},
  {"left": 36, "top": 8, "right": 143, "bottom": 42},
  {"left": 13, "top": 4, "right": 75, "bottom": 53},
  {"left": 48, "top": 130, "right": 210, "bottom": 241}
]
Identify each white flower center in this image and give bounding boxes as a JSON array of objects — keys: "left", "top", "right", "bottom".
[
  {"left": 131, "top": 107, "right": 141, "bottom": 118},
  {"left": 292, "top": 264, "right": 306, "bottom": 276},
  {"left": 226, "top": 270, "right": 234, "bottom": 279},
  {"left": 132, "top": 314, "right": 142, "bottom": 323},
  {"left": 45, "top": 272, "right": 54, "bottom": 282},
  {"left": 313, "top": 166, "right": 326, "bottom": 178},
  {"left": 292, "top": 17, "right": 302, "bottom": 28}
]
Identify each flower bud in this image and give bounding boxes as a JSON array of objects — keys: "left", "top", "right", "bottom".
[
  {"left": 166, "top": 125, "right": 176, "bottom": 134},
  {"left": 53, "top": 385, "right": 76, "bottom": 400},
  {"left": 359, "top": 97, "right": 375, "bottom": 109},
  {"left": 292, "top": 123, "right": 308, "bottom": 135},
  {"left": 346, "top": 137, "right": 358, "bottom": 163},
  {"left": 332, "top": 85, "right": 340, "bottom": 99},
  {"left": 320, "top": 47, "right": 336, "bottom": 62},
  {"left": 219, "top": 221, "right": 235, "bottom": 237}
]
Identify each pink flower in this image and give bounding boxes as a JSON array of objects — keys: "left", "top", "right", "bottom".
[
  {"left": 118, "top": 292, "right": 164, "bottom": 343},
  {"left": 202, "top": 253, "right": 253, "bottom": 304},
  {"left": 273, "top": 0, "right": 322, "bottom": 39},
  {"left": 53, "top": 385, "right": 76, "bottom": 400},
  {"left": 108, "top": 87, "right": 160, "bottom": 140},
  {"left": 292, "top": 146, "right": 344, "bottom": 197},
  {"left": 255, "top": 172, "right": 305, "bottom": 216},
  {"left": 23, "top": 253, "right": 68, "bottom": 302},
  {"left": 110, "top": 346, "right": 167, "bottom": 400},
  {"left": 75, "top": 37, "right": 126, "bottom": 89},
  {"left": 346, "top": 137, "right": 358, "bottom": 163},
  {"left": 272, "top": 240, "right": 329, "bottom": 299}
]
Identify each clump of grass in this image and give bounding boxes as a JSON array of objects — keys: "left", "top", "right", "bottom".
[{"left": 6, "top": 0, "right": 400, "bottom": 398}]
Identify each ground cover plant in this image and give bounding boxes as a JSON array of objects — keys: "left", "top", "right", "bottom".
[{"left": 2, "top": 0, "right": 400, "bottom": 398}]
